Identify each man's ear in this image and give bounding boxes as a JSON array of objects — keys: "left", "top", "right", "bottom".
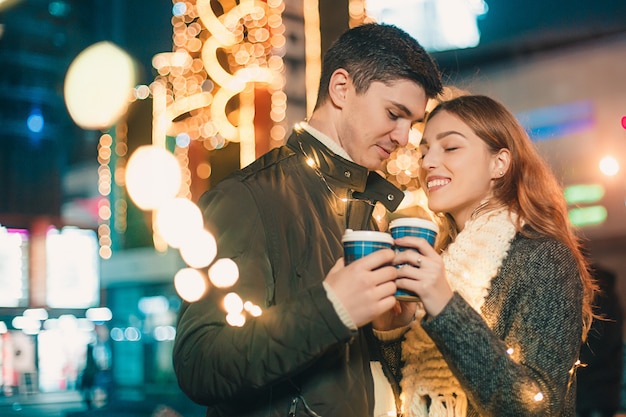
[
  {"left": 492, "top": 148, "right": 511, "bottom": 179},
  {"left": 327, "top": 68, "right": 350, "bottom": 109}
]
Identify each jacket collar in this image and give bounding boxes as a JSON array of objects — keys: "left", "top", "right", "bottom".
[{"left": 287, "top": 125, "right": 404, "bottom": 212}]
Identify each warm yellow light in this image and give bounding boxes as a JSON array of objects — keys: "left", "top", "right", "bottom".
[
  {"left": 303, "top": 0, "right": 321, "bottom": 117},
  {"left": 196, "top": 162, "right": 212, "bottom": 179},
  {"left": 209, "top": 258, "right": 240, "bottom": 288},
  {"left": 166, "top": 92, "right": 213, "bottom": 122},
  {"left": 244, "top": 301, "right": 263, "bottom": 317},
  {"left": 154, "top": 197, "right": 203, "bottom": 248},
  {"left": 599, "top": 155, "right": 620, "bottom": 176},
  {"left": 223, "top": 292, "right": 244, "bottom": 314},
  {"left": 226, "top": 312, "right": 246, "bottom": 327},
  {"left": 179, "top": 229, "right": 217, "bottom": 268},
  {"left": 174, "top": 268, "right": 208, "bottom": 302},
  {"left": 125, "top": 145, "right": 182, "bottom": 210},
  {"left": 64, "top": 41, "right": 137, "bottom": 129}
]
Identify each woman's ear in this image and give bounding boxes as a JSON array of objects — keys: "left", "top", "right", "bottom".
[
  {"left": 492, "top": 148, "right": 511, "bottom": 179},
  {"left": 327, "top": 68, "right": 350, "bottom": 109}
]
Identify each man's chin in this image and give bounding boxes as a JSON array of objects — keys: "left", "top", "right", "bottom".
[
  {"left": 365, "top": 162, "right": 385, "bottom": 171},
  {"left": 355, "top": 154, "right": 385, "bottom": 171}
]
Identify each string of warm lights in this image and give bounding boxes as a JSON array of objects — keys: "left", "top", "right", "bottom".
[
  {"left": 151, "top": 0, "right": 287, "bottom": 162},
  {"left": 97, "top": 132, "right": 114, "bottom": 259},
  {"left": 122, "top": 0, "right": 288, "bottom": 326},
  {"left": 303, "top": 0, "right": 320, "bottom": 116}
]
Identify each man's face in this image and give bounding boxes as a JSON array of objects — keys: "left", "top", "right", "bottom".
[{"left": 337, "top": 79, "right": 428, "bottom": 170}]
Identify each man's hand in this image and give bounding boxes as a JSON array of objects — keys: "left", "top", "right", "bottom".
[{"left": 324, "top": 249, "right": 398, "bottom": 328}]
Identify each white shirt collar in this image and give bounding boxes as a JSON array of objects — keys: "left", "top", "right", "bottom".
[{"left": 298, "top": 122, "right": 353, "bottom": 162}]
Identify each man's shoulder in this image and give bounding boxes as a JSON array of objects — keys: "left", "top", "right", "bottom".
[
  {"left": 240, "top": 144, "right": 298, "bottom": 178},
  {"left": 199, "top": 128, "right": 325, "bottom": 203},
  {"left": 200, "top": 143, "right": 300, "bottom": 204}
]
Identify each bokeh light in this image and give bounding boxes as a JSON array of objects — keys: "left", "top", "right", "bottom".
[
  {"left": 174, "top": 268, "right": 208, "bottom": 302},
  {"left": 179, "top": 229, "right": 217, "bottom": 268},
  {"left": 599, "top": 155, "right": 620, "bottom": 176},
  {"left": 226, "top": 312, "right": 245, "bottom": 327},
  {"left": 125, "top": 145, "right": 182, "bottom": 210},
  {"left": 154, "top": 197, "right": 203, "bottom": 248},
  {"left": 209, "top": 258, "right": 239, "bottom": 288},
  {"left": 223, "top": 292, "right": 243, "bottom": 314},
  {"left": 244, "top": 301, "right": 262, "bottom": 317},
  {"left": 27, "top": 110, "right": 44, "bottom": 133},
  {"left": 64, "top": 41, "right": 137, "bottom": 129}
]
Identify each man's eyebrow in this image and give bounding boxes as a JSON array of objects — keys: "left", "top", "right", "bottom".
[{"left": 390, "top": 101, "right": 424, "bottom": 124}]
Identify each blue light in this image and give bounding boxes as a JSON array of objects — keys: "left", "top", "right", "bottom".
[
  {"left": 176, "top": 132, "right": 191, "bottom": 148},
  {"left": 515, "top": 101, "right": 594, "bottom": 142},
  {"left": 27, "top": 111, "right": 44, "bottom": 133},
  {"left": 49, "top": 1, "right": 70, "bottom": 17},
  {"left": 172, "top": 2, "right": 187, "bottom": 16}
]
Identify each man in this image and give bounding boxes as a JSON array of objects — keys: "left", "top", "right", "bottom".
[{"left": 173, "top": 23, "right": 442, "bottom": 417}]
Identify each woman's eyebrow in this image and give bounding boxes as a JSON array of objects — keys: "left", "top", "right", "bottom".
[{"left": 419, "top": 130, "right": 466, "bottom": 146}]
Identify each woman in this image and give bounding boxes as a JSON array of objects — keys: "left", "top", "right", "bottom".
[{"left": 377, "top": 94, "right": 596, "bottom": 416}]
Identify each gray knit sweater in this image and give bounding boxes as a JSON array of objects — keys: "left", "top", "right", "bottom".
[{"left": 380, "top": 232, "right": 583, "bottom": 417}]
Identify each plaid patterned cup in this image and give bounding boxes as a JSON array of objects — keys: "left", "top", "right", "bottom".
[
  {"left": 342, "top": 229, "right": 394, "bottom": 265},
  {"left": 389, "top": 218, "right": 438, "bottom": 301}
]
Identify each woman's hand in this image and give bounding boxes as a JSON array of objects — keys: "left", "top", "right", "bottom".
[
  {"left": 393, "top": 236, "right": 453, "bottom": 317},
  {"left": 372, "top": 299, "right": 417, "bottom": 331}
]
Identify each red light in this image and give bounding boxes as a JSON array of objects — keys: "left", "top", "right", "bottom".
[{"left": 622, "top": 116, "right": 626, "bottom": 129}]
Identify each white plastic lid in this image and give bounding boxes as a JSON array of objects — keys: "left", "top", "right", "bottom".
[
  {"left": 389, "top": 217, "right": 438, "bottom": 233},
  {"left": 341, "top": 229, "right": 394, "bottom": 245}
]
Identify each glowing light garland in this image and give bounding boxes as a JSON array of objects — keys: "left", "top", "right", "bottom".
[{"left": 123, "top": 0, "right": 287, "bottom": 325}]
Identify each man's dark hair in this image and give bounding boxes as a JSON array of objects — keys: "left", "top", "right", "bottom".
[{"left": 314, "top": 23, "right": 443, "bottom": 109}]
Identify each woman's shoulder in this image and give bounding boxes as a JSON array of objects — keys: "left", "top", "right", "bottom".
[
  {"left": 503, "top": 231, "right": 579, "bottom": 285},
  {"left": 509, "top": 229, "right": 574, "bottom": 261}
]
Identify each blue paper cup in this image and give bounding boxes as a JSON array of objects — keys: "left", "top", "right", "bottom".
[
  {"left": 342, "top": 229, "right": 394, "bottom": 265},
  {"left": 389, "top": 218, "right": 438, "bottom": 301}
]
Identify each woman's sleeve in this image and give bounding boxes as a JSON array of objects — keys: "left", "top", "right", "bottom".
[{"left": 422, "top": 239, "right": 583, "bottom": 416}]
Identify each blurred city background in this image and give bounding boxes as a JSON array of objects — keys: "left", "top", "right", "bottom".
[{"left": 0, "top": 0, "right": 625, "bottom": 416}]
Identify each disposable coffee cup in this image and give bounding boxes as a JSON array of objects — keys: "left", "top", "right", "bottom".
[
  {"left": 389, "top": 218, "right": 438, "bottom": 247},
  {"left": 389, "top": 218, "right": 438, "bottom": 301},
  {"left": 342, "top": 229, "right": 394, "bottom": 265}
]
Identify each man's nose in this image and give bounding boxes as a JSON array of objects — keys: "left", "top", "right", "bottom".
[{"left": 391, "top": 122, "right": 411, "bottom": 146}]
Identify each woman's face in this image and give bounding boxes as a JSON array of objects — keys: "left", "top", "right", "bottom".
[{"left": 418, "top": 110, "right": 501, "bottom": 229}]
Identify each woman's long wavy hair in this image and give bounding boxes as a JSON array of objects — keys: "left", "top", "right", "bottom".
[{"left": 424, "top": 94, "right": 596, "bottom": 340}]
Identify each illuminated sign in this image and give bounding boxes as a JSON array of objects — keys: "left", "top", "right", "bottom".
[
  {"left": 515, "top": 101, "right": 595, "bottom": 142},
  {"left": 46, "top": 227, "right": 100, "bottom": 308},
  {"left": 365, "top": 0, "right": 488, "bottom": 52},
  {"left": 568, "top": 205, "right": 607, "bottom": 228},
  {"left": 0, "top": 226, "right": 29, "bottom": 307},
  {"left": 564, "top": 184, "right": 605, "bottom": 205}
]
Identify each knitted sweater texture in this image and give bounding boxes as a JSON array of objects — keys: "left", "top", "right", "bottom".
[{"left": 383, "top": 228, "right": 583, "bottom": 417}]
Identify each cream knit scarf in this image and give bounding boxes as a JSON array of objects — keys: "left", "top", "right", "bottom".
[{"left": 400, "top": 208, "right": 518, "bottom": 417}]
